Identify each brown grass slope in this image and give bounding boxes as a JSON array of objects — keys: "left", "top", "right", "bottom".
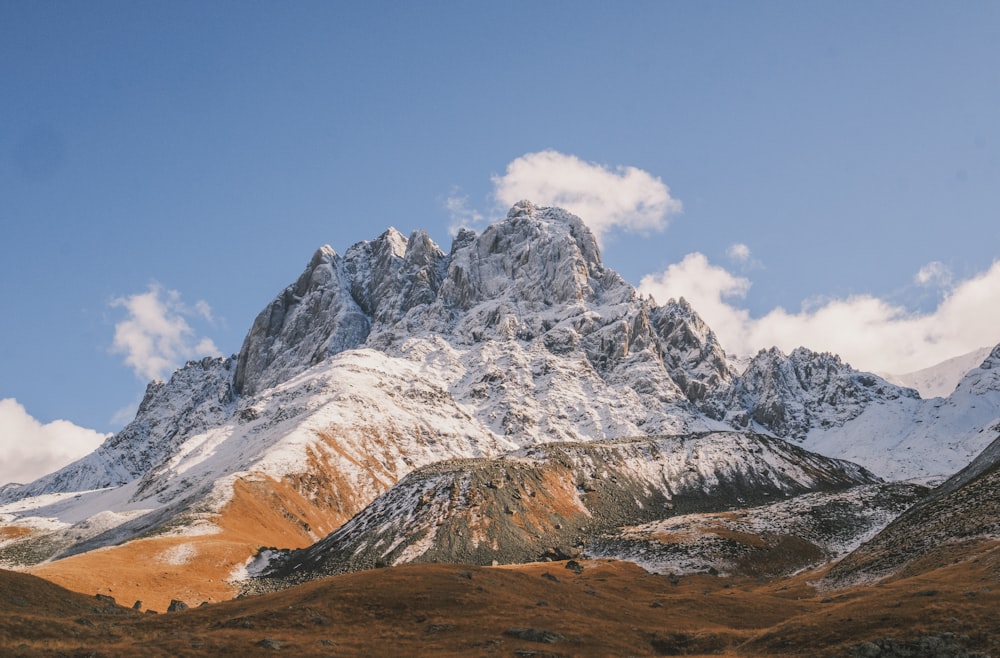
[
  {"left": 4, "top": 554, "right": 1000, "bottom": 657},
  {"left": 25, "top": 474, "right": 351, "bottom": 613}
]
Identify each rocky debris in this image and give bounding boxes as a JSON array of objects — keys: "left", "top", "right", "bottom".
[
  {"left": 255, "top": 638, "right": 284, "bottom": 650},
  {"left": 504, "top": 628, "right": 564, "bottom": 644},
  {"left": 540, "top": 546, "right": 581, "bottom": 561},
  {"left": 589, "top": 482, "right": 927, "bottom": 578},
  {"left": 848, "top": 634, "right": 986, "bottom": 658},
  {"left": 564, "top": 560, "right": 584, "bottom": 575},
  {"left": 167, "top": 599, "right": 189, "bottom": 612}
]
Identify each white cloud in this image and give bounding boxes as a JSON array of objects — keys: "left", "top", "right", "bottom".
[
  {"left": 194, "top": 299, "right": 215, "bottom": 323},
  {"left": 491, "top": 150, "right": 682, "bottom": 244},
  {"left": 0, "top": 399, "right": 108, "bottom": 486},
  {"left": 444, "top": 188, "right": 486, "bottom": 235},
  {"left": 110, "top": 283, "right": 220, "bottom": 382},
  {"left": 915, "top": 260, "right": 953, "bottom": 288},
  {"left": 640, "top": 256, "right": 1000, "bottom": 375},
  {"left": 641, "top": 253, "right": 751, "bottom": 321},
  {"left": 727, "top": 243, "right": 752, "bottom": 264}
]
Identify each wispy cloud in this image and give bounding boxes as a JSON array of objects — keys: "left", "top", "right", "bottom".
[
  {"left": 915, "top": 260, "right": 953, "bottom": 289},
  {"left": 490, "top": 150, "right": 682, "bottom": 244},
  {"left": 444, "top": 188, "right": 486, "bottom": 235},
  {"left": 726, "top": 243, "right": 752, "bottom": 264},
  {"left": 640, "top": 256, "right": 1000, "bottom": 375},
  {"left": 110, "top": 283, "right": 220, "bottom": 382},
  {"left": 0, "top": 399, "right": 108, "bottom": 486}
]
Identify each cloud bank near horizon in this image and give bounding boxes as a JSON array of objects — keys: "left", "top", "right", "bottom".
[
  {"left": 639, "top": 251, "right": 1000, "bottom": 375},
  {"left": 0, "top": 399, "right": 108, "bottom": 486}
]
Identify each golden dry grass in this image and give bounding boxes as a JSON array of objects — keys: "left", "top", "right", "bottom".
[
  {"left": 5, "top": 542, "right": 999, "bottom": 657},
  {"left": 25, "top": 475, "right": 351, "bottom": 612}
]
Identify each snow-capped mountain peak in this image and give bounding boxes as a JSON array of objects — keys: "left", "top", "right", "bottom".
[{"left": 3, "top": 203, "right": 1000, "bottom": 602}]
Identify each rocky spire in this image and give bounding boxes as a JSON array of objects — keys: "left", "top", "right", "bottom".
[{"left": 233, "top": 246, "right": 371, "bottom": 396}]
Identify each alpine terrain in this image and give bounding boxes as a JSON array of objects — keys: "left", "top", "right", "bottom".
[{"left": 2, "top": 201, "right": 999, "bottom": 655}]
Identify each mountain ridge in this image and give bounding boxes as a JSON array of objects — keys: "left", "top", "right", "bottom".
[{"left": 1, "top": 202, "right": 998, "bottom": 611}]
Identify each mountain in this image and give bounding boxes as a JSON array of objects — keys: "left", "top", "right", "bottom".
[
  {"left": 881, "top": 345, "right": 994, "bottom": 399},
  {"left": 706, "top": 347, "right": 920, "bottom": 442},
  {"left": 822, "top": 431, "right": 1000, "bottom": 589},
  {"left": 797, "top": 345, "right": 1000, "bottom": 480},
  {"left": 0, "top": 202, "right": 747, "bottom": 604},
  {"left": 1, "top": 201, "right": 999, "bottom": 609},
  {"left": 250, "top": 432, "right": 881, "bottom": 587}
]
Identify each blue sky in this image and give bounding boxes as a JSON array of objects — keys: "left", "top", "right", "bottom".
[{"left": 2, "top": 1, "right": 999, "bottom": 483}]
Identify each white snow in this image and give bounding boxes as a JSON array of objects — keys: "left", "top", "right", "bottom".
[
  {"left": 881, "top": 346, "right": 993, "bottom": 399},
  {"left": 158, "top": 543, "right": 197, "bottom": 565}
]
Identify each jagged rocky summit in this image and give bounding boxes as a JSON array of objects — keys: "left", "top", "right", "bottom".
[
  {"left": 233, "top": 199, "right": 733, "bottom": 412},
  {"left": 4, "top": 202, "right": 996, "bottom": 514}
]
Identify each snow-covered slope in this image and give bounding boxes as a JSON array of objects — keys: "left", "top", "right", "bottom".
[
  {"left": 588, "top": 482, "right": 927, "bottom": 577},
  {"left": 698, "top": 344, "right": 1000, "bottom": 480},
  {"left": 799, "top": 345, "right": 1000, "bottom": 480},
  {"left": 1, "top": 357, "right": 237, "bottom": 501},
  {"left": 881, "top": 345, "right": 993, "bottom": 399}
]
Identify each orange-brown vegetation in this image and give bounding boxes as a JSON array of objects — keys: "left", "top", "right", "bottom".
[
  {"left": 6, "top": 542, "right": 1000, "bottom": 657},
  {"left": 24, "top": 471, "right": 363, "bottom": 613},
  {"left": 0, "top": 526, "right": 33, "bottom": 541},
  {"left": 18, "top": 424, "right": 412, "bottom": 613}
]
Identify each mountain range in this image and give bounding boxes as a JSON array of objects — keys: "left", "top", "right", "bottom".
[{"left": 2, "top": 201, "right": 999, "bottom": 639}]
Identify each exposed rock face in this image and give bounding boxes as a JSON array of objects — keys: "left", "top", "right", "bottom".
[
  {"left": 651, "top": 298, "right": 731, "bottom": 402},
  {"left": 232, "top": 201, "right": 733, "bottom": 408},
  {"left": 234, "top": 246, "right": 371, "bottom": 397},
  {"left": 254, "top": 431, "right": 880, "bottom": 585},
  {"left": 707, "top": 347, "right": 918, "bottom": 440}
]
